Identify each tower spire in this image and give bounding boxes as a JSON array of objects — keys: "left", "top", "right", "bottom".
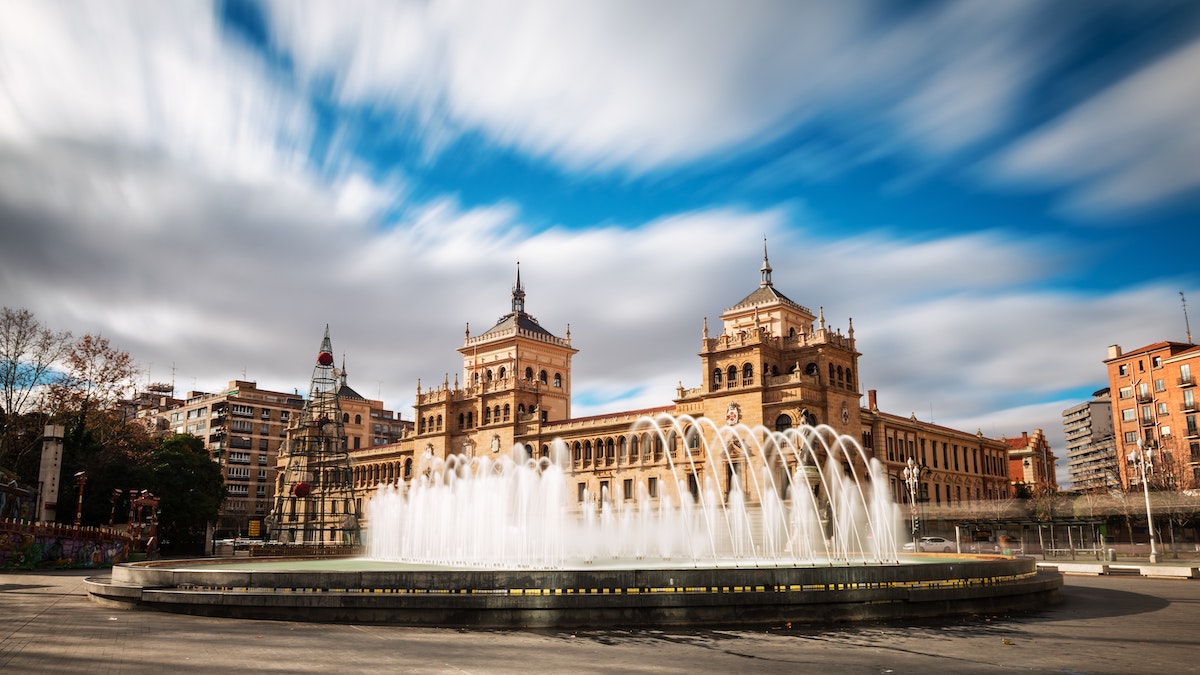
[
  {"left": 512, "top": 261, "right": 526, "bottom": 314},
  {"left": 760, "top": 237, "right": 773, "bottom": 288}
]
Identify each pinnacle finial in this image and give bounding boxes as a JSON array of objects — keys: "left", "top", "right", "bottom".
[
  {"left": 512, "top": 261, "right": 526, "bottom": 314},
  {"left": 760, "top": 237, "right": 773, "bottom": 287}
]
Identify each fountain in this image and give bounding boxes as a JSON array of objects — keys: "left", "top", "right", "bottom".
[
  {"left": 86, "top": 416, "right": 1062, "bottom": 627},
  {"left": 367, "top": 416, "right": 901, "bottom": 569}
]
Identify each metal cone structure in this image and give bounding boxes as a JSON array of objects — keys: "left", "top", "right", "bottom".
[{"left": 268, "top": 325, "right": 359, "bottom": 547}]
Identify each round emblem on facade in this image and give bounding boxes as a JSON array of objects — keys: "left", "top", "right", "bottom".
[{"left": 726, "top": 402, "right": 741, "bottom": 426}]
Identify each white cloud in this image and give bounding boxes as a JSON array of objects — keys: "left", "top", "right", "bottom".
[{"left": 991, "top": 35, "right": 1200, "bottom": 215}]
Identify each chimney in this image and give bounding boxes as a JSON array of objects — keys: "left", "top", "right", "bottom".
[
  {"left": 1107, "top": 344, "right": 1122, "bottom": 360},
  {"left": 868, "top": 389, "right": 878, "bottom": 411}
]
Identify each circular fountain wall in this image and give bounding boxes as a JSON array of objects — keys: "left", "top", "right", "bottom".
[{"left": 87, "top": 420, "right": 1062, "bottom": 626}]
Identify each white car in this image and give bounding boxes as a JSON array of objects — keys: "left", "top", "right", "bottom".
[{"left": 902, "top": 536, "right": 955, "bottom": 553}]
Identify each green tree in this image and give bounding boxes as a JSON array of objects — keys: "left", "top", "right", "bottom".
[{"left": 150, "top": 434, "right": 224, "bottom": 555}]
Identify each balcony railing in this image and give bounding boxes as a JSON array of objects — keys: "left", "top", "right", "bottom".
[{"left": 1179, "top": 376, "right": 1195, "bottom": 387}]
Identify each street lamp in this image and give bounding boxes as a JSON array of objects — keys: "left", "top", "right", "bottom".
[
  {"left": 902, "top": 457, "right": 924, "bottom": 549},
  {"left": 73, "top": 471, "right": 89, "bottom": 527},
  {"left": 1130, "top": 438, "right": 1160, "bottom": 564}
]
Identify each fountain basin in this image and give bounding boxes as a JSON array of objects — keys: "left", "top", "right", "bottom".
[{"left": 86, "top": 555, "right": 1061, "bottom": 627}]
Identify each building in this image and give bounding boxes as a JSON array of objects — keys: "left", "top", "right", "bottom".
[
  {"left": 347, "top": 247, "right": 1011, "bottom": 528},
  {"left": 1005, "top": 429, "right": 1057, "bottom": 496},
  {"left": 861, "top": 391, "right": 1011, "bottom": 507},
  {"left": 161, "top": 381, "right": 303, "bottom": 538},
  {"left": 1104, "top": 341, "right": 1200, "bottom": 491},
  {"left": 1062, "top": 389, "right": 1119, "bottom": 492}
]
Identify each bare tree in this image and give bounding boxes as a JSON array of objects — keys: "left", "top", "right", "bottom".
[
  {"left": 0, "top": 307, "right": 72, "bottom": 467},
  {"left": 46, "top": 333, "right": 140, "bottom": 447}
]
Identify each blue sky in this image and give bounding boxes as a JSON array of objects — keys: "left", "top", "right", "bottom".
[{"left": 2, "top": 1, "right": 1199, "bottom": 486}]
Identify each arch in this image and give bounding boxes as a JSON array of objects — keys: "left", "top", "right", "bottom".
[
  {"left": 828, "top": 363, "right": 835, "bottom": 381},
  {"left": 742, "top": 362, "right": 754, "bottom": 385},
  {"left": 458, "top": 413, "right": 465, "bottom": 430},
  {"left": 493, "top": 405, "right": 501, "bottom": 421},
  {"left": 503, "top": 403, "right": 511, "bottom": 420},
  {"left": 540, "top": 444, "right": 550, "bottom": 459},
  {"left": 403, "top": 457, "right": 413, "bottom": 479},
  {"left": 483, "top": 407, "right": 491, "bottom": 423},
  {"left": 553, "top": 373, "right": 562, "bottom": 387},
  {"left": 466, "top": 411, "right": 474, "bottom": 428},
  {"left": 727, "top": 365, "right": 738, "bottom": 386},
  {"left": 837, "top": 365, "right": 844, "bottom": 382},
  {"left": 355, "top": 414, "right": 362, "bottom": 424},
  {"left": 605, "top": 437, "right": 614, "bottom": 463},
  {"left": 342, "top": 413, "right": 350, "bottom": 423},
  {"left": 775, "top": 414, "right": 792, "bottom": 432},
  {"left": 539, "top": 370, "right": 548, "bottom": 384},
  {"left": 498, "top": 366, "right": 506, "bottom": 379},
  {"left": 686, "top": 426, "right": 700, "bottom": 450},
  {"left": 418, "top": 418, "right": 426, "bottom": 434},
  {"left": 573, "top": 441, "right": 582, "bottom": 464},
  {"left": 584, "top": 440, "right": 593, "bottom": 463},
  {"left": 473, "top": 372, "right": 480, "bottom": 385},
  {"left": 845, "top": 367, "right": 853, "bottom": 387},
  {"left": 525, "top": 366, "right": 534, "bottom": 380},
  {"left": 486, "top": 369, "right": 494, "bottom": 381},
  {"left": 712, "top": 368, "right": 723, "bottom": 389},
  {"left": 630, "top": 434, "right": 640, "bottom": 462},
  {"left": 435, "top": 414, "right": 442, "bottom": 430}
]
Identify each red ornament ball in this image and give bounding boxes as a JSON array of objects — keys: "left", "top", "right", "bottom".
[
  {"left": 293, "top": 481, "right": 311, "bottom": 498},
  {"left": 317, "top": 351, "right": 334, "bottom": 366}
]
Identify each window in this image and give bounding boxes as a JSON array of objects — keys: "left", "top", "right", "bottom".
[
  {"left": 458, "top": 413, "right": 465, "bottom": 430},
  {"left": 503, "top": 404, "right": 511, "bottom": 420},
  {"left": 727, "top": 365, "right": 738, "bottom": 386},
  {"left": 539, "top": 370, "right": 548, "bottom": 384},
  {"left": 232, "top": 404, "right": 253, "bottom": 417},
  {"left": 623, "top": 478, "right": 633, "bottom": 501},
  {"left": 647, "top": 476, "right": 658, "bottom": 498},
  {"left": 712, "top": 368, "right": 723, "bottom": 389},
  {"left": 1119, "top": 364, "right": 1129, "bottom": 376},
  {"left": 1124, "top": 431, "right": 1138, "bottom": 443},
  {"left": 525, "top": 367, "right": 533, "bottom": 380},
  {"left": 1119, "top": 387, "right": 1132, "bottom": 399},
  {"left": 1158, "top": 402, "right": 1169, "bottom": 415},
  {"left": 775, "top": 414, "right": 791, "bottom": 432},
  {"left": 742, "top": 363, "right": 753, "bottom": 385},
  {"left": 1122, "top": 408, "right": 1135, "bottom": 422},
  {"left": 577, "top": 483, "right": 586, "bottom": 503},
  {"left": 1156, "top": 379, "right": 1166, "bottom": 392},
  {"left": 1182, "top": 364, "right": 1193, "bottom": 385},
  {"left": 355, "top": 414, "right": 362, "bottom": 424},
  {"left": 498, "top": 367, "right": 506, "bottom": 379},
  {"left": 342, "top": 413, "right": 350, "bottom": 423},
  {"left": 1153, "top": 356, "right": 1163, "bottom": 368},
  {"left": 553, "top": 373, "right": 562, "bottom": 387}
]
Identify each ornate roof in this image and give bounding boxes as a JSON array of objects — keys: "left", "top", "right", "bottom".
[{"left": 724, "top": 239, "right": 811, "bottom": 315}]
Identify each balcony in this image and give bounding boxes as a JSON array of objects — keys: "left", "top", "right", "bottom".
[
  {"left": 1180, "top": 375, "right": 1196, "bottom": 388},
  {"left": 1135, "top": 392, "right": 1153, "bottom": 404},
  {"left": 1180, "top": 401, "right": 1197, "bottom": 413}
]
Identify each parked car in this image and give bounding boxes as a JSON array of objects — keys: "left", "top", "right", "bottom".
[{"left": 902, "top": 536, "right": 955, "bottom": 553}]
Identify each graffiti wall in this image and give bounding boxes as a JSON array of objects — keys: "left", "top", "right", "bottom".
[{"left": 0, "top": 520, "right": 131, "bottom": 569}]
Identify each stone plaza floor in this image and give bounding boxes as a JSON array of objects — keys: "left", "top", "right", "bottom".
[{"left": 2, "top": 566, "right": 1198, "bottom": 674}]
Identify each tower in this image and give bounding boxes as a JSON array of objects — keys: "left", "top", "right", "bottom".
[{"left": 268, "top": 325, "right": 359, "bottom": 546}]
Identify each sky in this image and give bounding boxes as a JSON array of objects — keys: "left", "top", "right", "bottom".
[{"left": 2, "top": 1, "right": 1199, "bottom": 487}]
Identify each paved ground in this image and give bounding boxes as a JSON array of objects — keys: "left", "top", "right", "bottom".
[{"left": 2, "top": 567, "right": 1198, "bottom": 674}]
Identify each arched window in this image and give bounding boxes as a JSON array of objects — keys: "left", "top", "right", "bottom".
[
  {"left": 466, "top": 411, "right": 474, "bottom": 428},
  {"left": 845, "top": 368, "right": 853, "bottom": 387},
  {"left": 518, "top": 403, "right": 526, "bottom": 415},
  {"left": 712, "top": 368, "right": 723, "bottom": 389},
  {"left": 668, "top": 431, "right": 677, "bottom": 458},
  {"left": 727, "top": 365, "right": 738, "bottom": 386},
  {"left": 498, "top": 367, "right": 506, "bottom": 379},
  {"left": 775, "top": 414, "right": 792, "bottom": 432},
  {"left": 493, "top": 405, "right": 501, "bottom": 421},
  {"left": 503, "top": 404, "right": 511, "bottom": 420},
  {"left": 540, "top": 444, "right": 549, "bottom": 458},
  {"left": 435, "top": 415, "right": 442, "bottom": 430},
  {"left": 743, "top": 363, "right": 753, "bottom": 385},
  {"left": 788, "top": 327, "right": 796, "bottom": 338},
  {"left": 458, "top": 413, "right": 465, "bottom": 430},
  {"left": 605, "top": 438, "right": 614, "bottom": 462},
  {"left": 342, "top": 413, "right": 350, "bottom": 423},
  {"left": 483, "top": 407, "right": 491, "bottom": 423},
  {"left": 355, "top": 414, "right": 362, "bottom": 424},
  {"left": 525, "top": 367, "right": 533, "bottom": 381},
  {"left": 686, "top": 427, "right": 700, "bottom": 450},
  {"left": 539, "top": 370, "right": 548, "bottom": 384},
  {"left": 573, "top": 442, "right": 582, "bottom": 464},
  {"left": 486, "top": 369, "right": 493, "bottom": 381},
  {"left": 473, "top": 372, "right": 479, "bottom": 385},
  {"left": 630, "top": 434, "right": 640, "bottom": 462},
  {"left": 837, "top": 365, "right": 844, "bottom": 382},
  {"left": 829, "top": 363, "right": 835, "bottom": 381},
  {"left": 403, "top": 458, "right": 412, "bottom": 479},
  {"left": 553, "top": 373, "right": 562, "bottom": 387},
  {"left": 584, "top": 440, "right": 592, "bottom": 462},
  {"left": 619, "top": 436, "right": 627, "bottom": 462},
  {"left": 418, "top": 418, "right": 426, "bottom": 434}
]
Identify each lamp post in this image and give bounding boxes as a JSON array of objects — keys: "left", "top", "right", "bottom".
[
  {"left": 1130, "top": 438, "right": 1160, "bottom": 563},
  {"left": 73, "top": 470, "right": 88, "bottom": 527},
  {"left": 902, "top": 457, "right": 924, "bottom": 549}
]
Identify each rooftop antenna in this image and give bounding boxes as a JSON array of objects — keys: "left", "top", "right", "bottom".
[{"left": 1183, "top": 292, "right": 1193, "bottom": 343}]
